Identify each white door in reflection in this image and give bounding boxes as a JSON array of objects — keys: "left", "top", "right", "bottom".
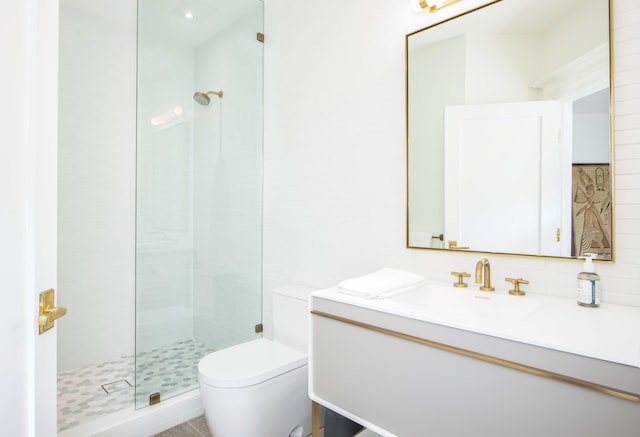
[{"left": 444, "top": 101, "right": 568, "bottom": 256}]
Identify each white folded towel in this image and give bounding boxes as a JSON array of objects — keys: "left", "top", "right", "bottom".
[{"left": 337, "top": 268, "right": 425, "bottom": 299}]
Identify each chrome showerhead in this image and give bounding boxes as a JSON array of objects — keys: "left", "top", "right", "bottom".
[{"left": 193, "top": 90, "right": 223, "bottom": 105}]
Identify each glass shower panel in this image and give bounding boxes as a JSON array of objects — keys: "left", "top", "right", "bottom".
[{"left": 135, "top": 0, "right": 263, "bottom": 409}]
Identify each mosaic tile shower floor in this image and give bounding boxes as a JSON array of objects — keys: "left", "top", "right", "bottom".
[{"left": 57, "top": 339, "right": 215, "bottom": 432}]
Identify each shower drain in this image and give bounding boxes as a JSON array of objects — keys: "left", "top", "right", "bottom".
[{"left": 101, "top": 379, "right": 133, "bottom": 394}]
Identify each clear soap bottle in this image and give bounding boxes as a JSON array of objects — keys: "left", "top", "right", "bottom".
[{"left": 577, "top": 253, "right": 601, "bottom": 307}]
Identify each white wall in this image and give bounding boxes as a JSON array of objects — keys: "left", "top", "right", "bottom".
[
  {"left": 574, "top": 113, "right": 612, "bottom": 163},
  {"left": 262, "top": 0, "right": 640, "bottom": 336},
  {"left": 541, "top": 0, "right": 609, "bottom": 78},
  {"left": 465, "top": 33, "right": 542, "bottom": 103},
  {"left": 57, "top": 0, "right": 136, "bottom": 370}
]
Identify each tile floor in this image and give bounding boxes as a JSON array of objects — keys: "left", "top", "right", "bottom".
[
  {"left": 154, "top": 416, "right": 333, "bottom": 437},
  {"left": 58, "top": 339, "right": 214, "bottom": 432},
  {"left": 154, "top": 417, "right": 392, "bottom": 437},
  {"left": 135, "top": 339, "right": 215, "bottom": 407},
  {"left": 153, "top": 415, "right": 211, "bottom": 437}
]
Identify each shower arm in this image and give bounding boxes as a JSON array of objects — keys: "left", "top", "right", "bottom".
[{"left": 205, "top": 90, "right": 223, "bottom": 98}]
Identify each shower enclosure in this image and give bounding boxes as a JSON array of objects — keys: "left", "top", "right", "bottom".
[
  {"left": 56, "top": 0, "right": 263, "bottom": 432},
  {"left": 135, "top": 0, "right": 264, "bottom": 409}
]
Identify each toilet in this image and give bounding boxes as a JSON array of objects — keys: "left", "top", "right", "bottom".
[{"left": 198, "top": 285, "right": 314, "bottom": 437}]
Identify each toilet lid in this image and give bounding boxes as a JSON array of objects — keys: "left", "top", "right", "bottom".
[{"left": 198, "top": 338, "right": 308, "bottom": 388}]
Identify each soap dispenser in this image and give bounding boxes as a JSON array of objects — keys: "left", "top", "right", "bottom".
[{"left": 577, "top": 253, "right": 601, "bottom": 307}]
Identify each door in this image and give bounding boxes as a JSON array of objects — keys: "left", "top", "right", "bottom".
[
  {"left": 32, "top": 1, "right": 60, "bottom": 435},
  {"left": 444, "top": 101, "right": 565, "bottom": 256},
  {"left": 1, "top": 0, "right": 60, "bottom": 434}
]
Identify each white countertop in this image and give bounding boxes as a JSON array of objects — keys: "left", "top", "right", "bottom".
[{"left": 312, "top": 281, "right": 640, "bottom": 368}]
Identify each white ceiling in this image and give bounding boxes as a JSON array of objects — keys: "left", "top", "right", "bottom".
[
  {"left": 62, "top": 0, "right": 261, "bottom": 49},
  {"left": 138, "top": 0, "right": 260, "bottom": 49}
]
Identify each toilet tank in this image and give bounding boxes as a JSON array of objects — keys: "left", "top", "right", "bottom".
[{"left": 272, "top": 285, "right": 315, "bottom": 352}]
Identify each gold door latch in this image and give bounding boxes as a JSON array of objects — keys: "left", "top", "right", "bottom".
[
  {"left": 448, "top": 240, "right": 469, "bottom": 250},
  {"left": 38, "top": 289, "right": 67, "bottom": 335}
]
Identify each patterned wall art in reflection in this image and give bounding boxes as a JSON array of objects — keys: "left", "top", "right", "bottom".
[{"left": 572, "top": 164, "right": 612, "bottom": 260}]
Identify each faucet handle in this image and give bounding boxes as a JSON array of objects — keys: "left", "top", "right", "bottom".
[
  {"left": 451, "top": 271, "right": 471, "bottom": 288},
  {"left": 505, "top": 277, "right": 529, "bottom": 296}
]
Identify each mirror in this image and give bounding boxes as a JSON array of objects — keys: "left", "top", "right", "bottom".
[{"left": 406, "top": 0, "right": 613, "bottom": 260}]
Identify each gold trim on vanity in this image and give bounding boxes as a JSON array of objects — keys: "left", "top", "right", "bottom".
[{"left": 311, "top": 310, "right": 640, "bottom": 403}]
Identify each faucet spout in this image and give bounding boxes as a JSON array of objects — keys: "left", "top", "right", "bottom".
[{"left": 475, "top": 258, "right": 495, "bottom": 291}]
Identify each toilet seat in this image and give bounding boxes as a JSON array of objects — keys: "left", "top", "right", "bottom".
[{"left": 198, "top": 338, "right": 308, "bottom": 388}]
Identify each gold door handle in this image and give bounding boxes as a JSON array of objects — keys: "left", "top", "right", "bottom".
[
  {"left": 38, "top": 289, "right": 67, "bottom": 334},
  {"left": 448, "top": 240, "right": 469, "bottom": 250}
]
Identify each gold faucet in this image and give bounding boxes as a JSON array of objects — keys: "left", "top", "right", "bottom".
[{"left": 475, "top": 258, "right": 495, "bottom": 291}]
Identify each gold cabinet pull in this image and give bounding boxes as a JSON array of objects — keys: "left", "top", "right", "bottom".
[{"left": 38, "top": 289, "right": 67, "bottom": 335}]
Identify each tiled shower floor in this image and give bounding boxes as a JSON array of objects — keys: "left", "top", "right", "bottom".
[{"left": 57, "top": 339, "right": 215, "bottom": 432}]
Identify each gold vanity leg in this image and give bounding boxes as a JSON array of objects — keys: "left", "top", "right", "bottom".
[{"left": 312, "top": 401, "right": 321, "bottom": 437}]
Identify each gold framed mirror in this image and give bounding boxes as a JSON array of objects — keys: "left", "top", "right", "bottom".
[{"left": 406, "top": 0, "right": 614, "bottom": 260}]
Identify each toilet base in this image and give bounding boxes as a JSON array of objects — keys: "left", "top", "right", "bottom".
[{"left": 201, "top": 365, "right": 311, "bottom": 437}]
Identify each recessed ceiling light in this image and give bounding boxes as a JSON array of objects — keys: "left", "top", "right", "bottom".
[{"left": 184, "top": 11, "right": 194, "bottom": 20}]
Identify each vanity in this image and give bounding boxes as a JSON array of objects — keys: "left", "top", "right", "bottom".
[{"left": 309, "top": 282, "right": 640, "bottom": 436}]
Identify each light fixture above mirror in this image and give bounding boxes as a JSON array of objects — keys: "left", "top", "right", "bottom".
[{"left": 410, "top": 0, "right": 462, "bottom": 13}]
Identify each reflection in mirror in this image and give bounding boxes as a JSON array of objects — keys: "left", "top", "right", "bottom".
[{"left": 406, "top": 0, "right": 613, "bottom": 260}]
